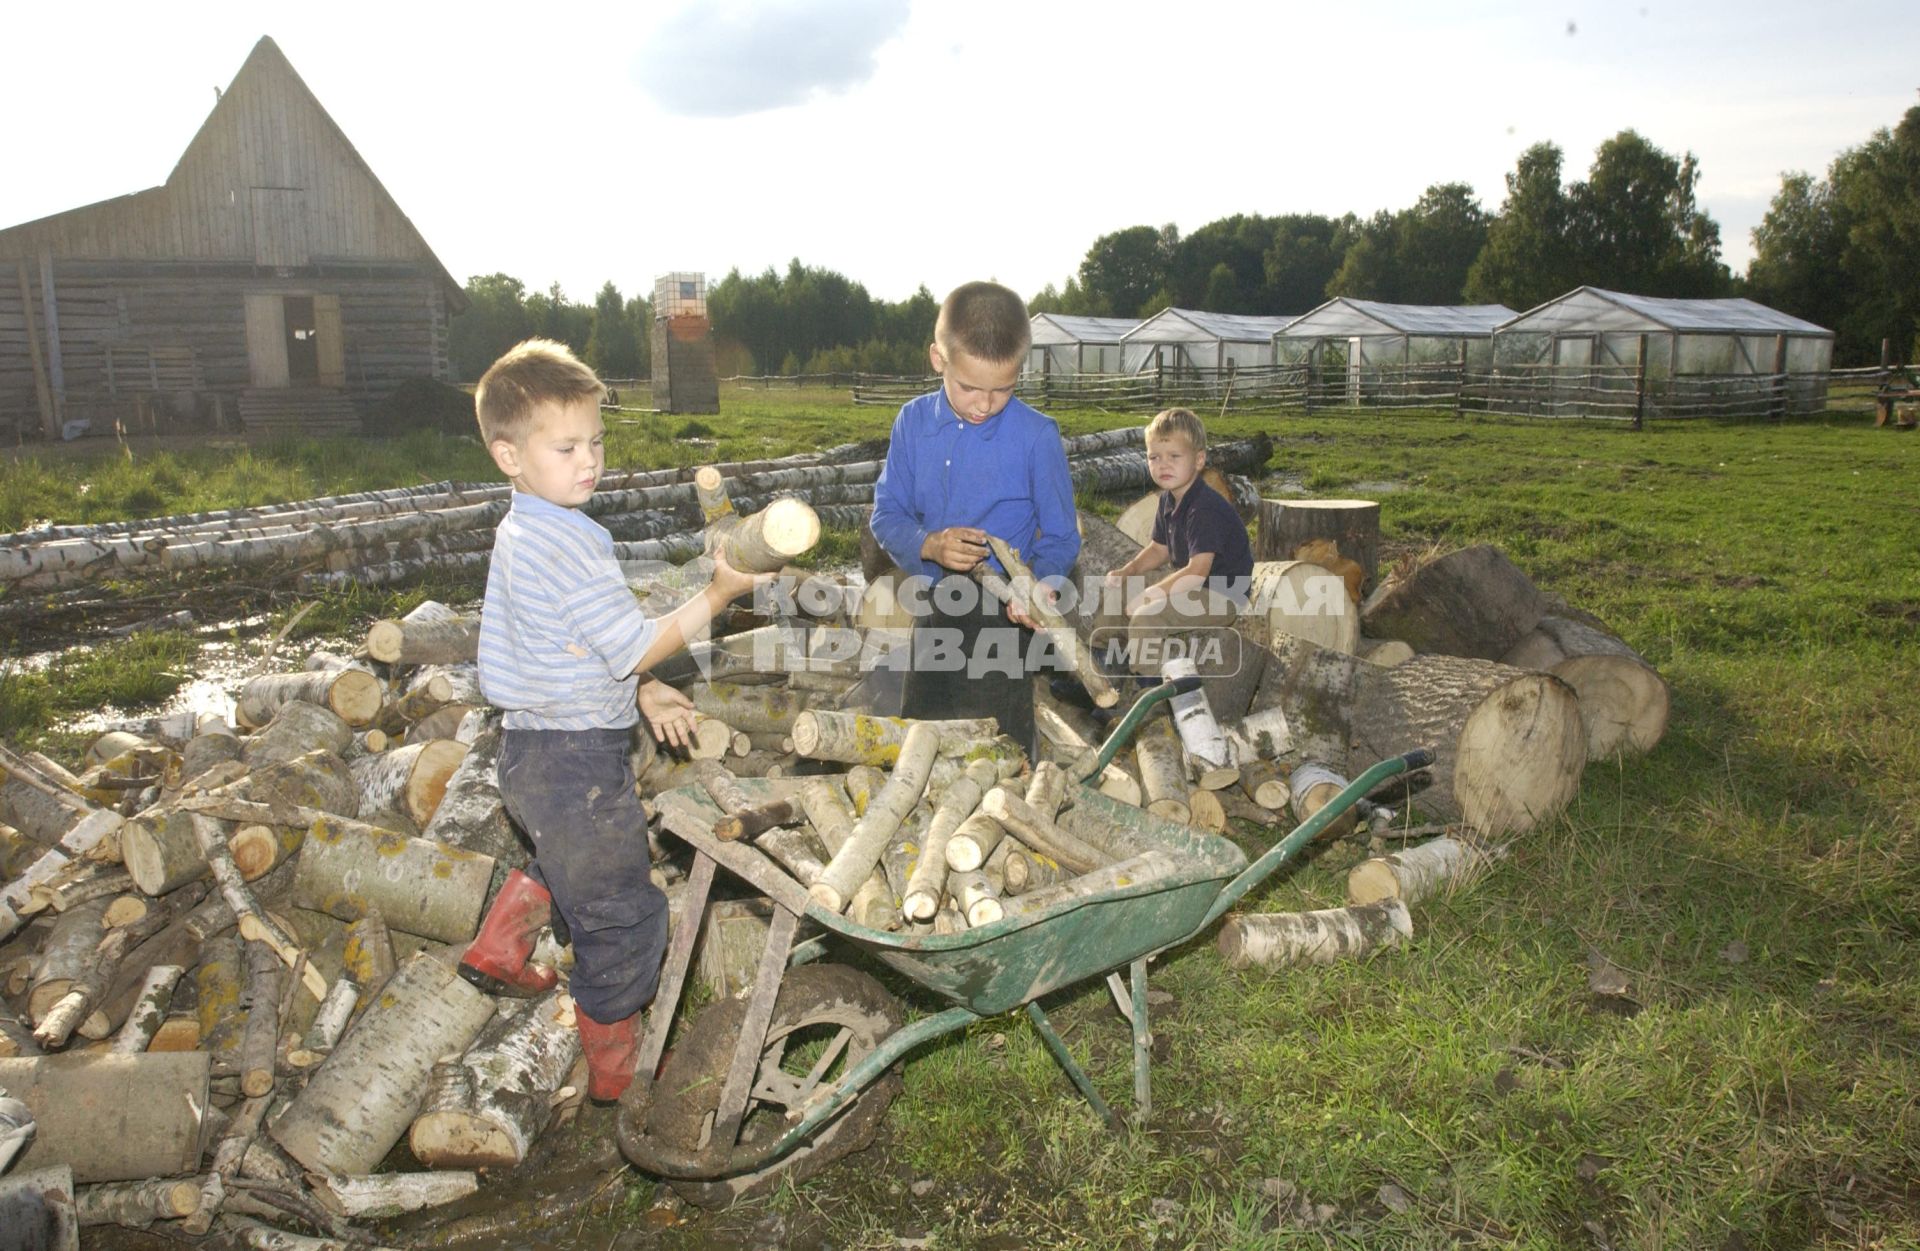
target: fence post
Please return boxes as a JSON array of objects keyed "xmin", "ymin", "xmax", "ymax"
[
  {"xmin": 1454, "ymin": 342, "xmax": 1466, "ymax": 418},
  {"xmin": 1633, "ymin": 334, "xmax": 1648, "ymax": 430},
  {"xmin": 1771, "ymin": 334, "xmax": 1788, "ymax": 419}
]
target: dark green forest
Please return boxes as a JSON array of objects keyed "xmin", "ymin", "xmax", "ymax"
[{"xmin": 450, "ymin": 109, "xmax": 1920, "ymax": 380}]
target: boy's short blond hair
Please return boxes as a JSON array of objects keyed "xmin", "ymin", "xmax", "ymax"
[
  {"xmin": 474, "ymin": 339, "xmax": 606, "ymax": 445},
  {"xmin": 1145, "ymin": 407, "xmax": 1207, "ymax": 452},
  {"xmin": 934, "ymin": 282, "xmax": 1031, "ymax": 364}
]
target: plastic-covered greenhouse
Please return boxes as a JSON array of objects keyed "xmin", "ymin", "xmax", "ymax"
[
  {"xmin": 1120, "ymin": 308, "xmax": 1297, "ymax": 375},
  {"xmin": 1027, "ymin": 314, "xmax": 1136, "ymax": 375},
  {"xmin": 1273, "ymin": 299, "xmax": 1515, "ymax": 407},
  {"xmin": 1490, "ymin": 287, "xmax": 1834, "ymax": 419}
]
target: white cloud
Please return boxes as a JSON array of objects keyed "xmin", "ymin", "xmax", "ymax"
[{"xmin": 633, "ymin": 0, "xmax": 912, "ymax": 118}]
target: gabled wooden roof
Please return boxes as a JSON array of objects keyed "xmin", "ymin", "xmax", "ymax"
[{"xmin": 0, "ymin": 37, "xmax": 465, "ymax": 309}]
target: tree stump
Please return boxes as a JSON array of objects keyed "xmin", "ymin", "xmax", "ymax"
[{"xmin": 1255, "ymin": 498, "xmax": 1381, "ymax": 591}]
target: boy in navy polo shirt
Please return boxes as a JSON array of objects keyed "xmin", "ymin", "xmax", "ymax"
[
  {"xmin": 1101, "ymin": 408, "xmax": 1254, "ymax": 672},
  {"xmin": 459, "ymin": 339, "xmax": 764, "ymax": 1101}
]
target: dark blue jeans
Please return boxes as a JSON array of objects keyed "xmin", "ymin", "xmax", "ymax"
[{"xmin": 498, "ymin": 727, "xmax": 667, "ymax": 1024}]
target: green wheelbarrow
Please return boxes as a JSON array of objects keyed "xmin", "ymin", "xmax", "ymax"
[{"xmin": 616, "ymin": 677, "xmax": 1434, "ymax": 1206}]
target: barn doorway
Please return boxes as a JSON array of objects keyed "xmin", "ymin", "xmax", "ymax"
[{"xmin": 284, "ymin": 296, "xmax": 320, "ymax": 383}]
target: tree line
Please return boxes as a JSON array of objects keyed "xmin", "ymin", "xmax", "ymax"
[{"xmin": 448, "ymin": 105, "xmax": 1918, "ymax": 379}]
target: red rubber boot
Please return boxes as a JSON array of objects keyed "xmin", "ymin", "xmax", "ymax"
[
  {"xmin": 577, "ymin": 1008, "xmax": 641, "ymax": 1101},
  {"xmin": 457, "ymin": 869, "xmax": 558, "ymax": 996}
]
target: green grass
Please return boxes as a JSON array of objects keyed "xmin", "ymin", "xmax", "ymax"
[{"xmin": 4, "ymin": 386, "xmax": 1918, "ymax": 1248}]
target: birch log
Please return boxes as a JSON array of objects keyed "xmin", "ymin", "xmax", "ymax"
[
  {"xmin": 1001, "ymin": 850, "xmax": 1187, "ymax": 918},
  {"xmin": 902, "ymin": 760, "xmax": 997, "ymax": 920},
  {"xmin": 404, "ymin": 704, "xmax": 478, "ymax": 746},
  {"xmin": 1347, "ymin": 836, "xmax": 1495, "ymax": 906},
  {"xmin": 1032, "ymin": 691, "xmax": 1143, "ymax": 807},
  {"xmin": 979, "ymin": 788, "xmax": 1111, "ymax": 876},
  {"xmin": 798, "ymin": 779, "xmax": 895, "ymax": 931},
  {"xmin": 688, "ymin": 682, "xmax": 808, "ymax": 734},
  {"xmin": 810, "ymin": 724, "xmax": 937, "ymax": 913},
  {"xmin": 349, "ymin": 740, "xmax": 468, "ymax": 828},
  {"xmin": 1502, "ymin": 615, "xmax": 1670, "ymax": 759},
  {"xmin": 1239, "ymin": 633, "xmax": 1365, "ymax": 765},
  {"xmin": 1245, "ymin": 559, "xmax": 1360, "ymax": 655},
  {"xmin": 1217, "ymin": 899, "xmax": 1412, "ymax": 969},
  {"xmin": 290, "ymin": 815, "xmax": 494, "ymax": 943},
  {"xmin": 1133, "ymin": 716, "xmax": 1190, "ymax": 824},
  {"xmin": 0, "ymin": 1052, "xmax": 211, "ymax": 1182},
  {"xmin": 74, "ymin": 1176, "xmax": 203, "ymax": 1226},
  {"xmin": 27, "ymin": 898, "xmax": 112, "ymax": 1025},
  {"xmin": 269, "ymin": 953, "xmax": 494, "ymax": 1176},
  {"xmin": 365, "ymin": 601, "xmax": 480, "ymax": 666},
  {"xmin": 790, "ymin": 713, "xmax": 1000, "ymax": 766},
  {"xmin": 1288, "ymin": 762, "xmax": 1359, "ymax": 840},
  {"xmin": 1238, "ymin": 760, "xmax": 1290, "ymax": 812},
  {"xmin": 392, "ymin": 666, "xmax": 483, "ymax": 725},
  {"xmin": 408, "ymin": 988, "xmax": 580, "ymax": 1170},
  {"xmin": 1163, "ymin": 656, "xmax": 1238, "ymax": 788},
  {"xmin": 701, "ymin": 489, "xmax": 821, "ymax": 573},
  {"xmin": 978, "ymin": 534, "xmax": 1117, "ymax": 708},
  {"xmin": 951, "ymin": 869, "xmax": 1003, "ymax": 928},
  {"xmin": 1348, "ymin": 654, "xmax": 1585, "ymax": 836},
  {"xmin": 420, "ymin": 721, "xmax": 518, "ymax": 864},
  {"xmin": 1361, "ymin": 544, "xmax": 1547, "ymax": 661},
  {"xmin": 320, "ymin": 1172, "xmax": 482, "ymax": 1219},
  {"xmin": 1255, "ymin": 498, "xmax": 1381, "ymax": 589},
  {"xmin": 235, "ymin": 670, "xmax": 382, "ymax": 730},
  {"xmin": 109, "ymin": 965, "xmax": 184, "ymax": 1054}
]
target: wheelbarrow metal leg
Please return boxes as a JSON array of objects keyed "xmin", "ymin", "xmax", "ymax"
[
  {"xmin": 1026, "ymin": 1001, "xmax": 1122, "ymax": 1131},
  {"xmin": 635, "ymin": 852, "xmax": 716, "ymax": 1084},
  {"xmin": 1131, "ymin": 956, "xmax": 1151, "ymax": 1124},
  {"xmin": 709, "ymin": 905, "xmax": 801, "ymax": 1150}
]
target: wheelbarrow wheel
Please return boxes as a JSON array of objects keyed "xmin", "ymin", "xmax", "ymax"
[{"xmin": 643, "ymin": 963, "xmax": 905, "ymax": 1208}]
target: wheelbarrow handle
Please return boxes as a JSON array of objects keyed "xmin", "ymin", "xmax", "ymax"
[{"xmin": 1073, "ymin": 676, "xmax": 1201, "ymax": 784}]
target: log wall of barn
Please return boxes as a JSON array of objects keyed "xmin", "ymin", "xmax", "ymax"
[{"xmin": 1, "ymin": 260, "xmax": 449, "ymax": 434}]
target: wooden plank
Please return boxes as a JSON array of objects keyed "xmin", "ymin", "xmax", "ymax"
[
  {"xmin": 14, "ymin": 262, "xmax": 57, "ymax": 438},
  {"xmin": 314, "ymin": 293, "xmax": 345, "ymax": 386},
  {"xmin": 243, "ymin": 292, "xmax": 288, "ymax": 388}
]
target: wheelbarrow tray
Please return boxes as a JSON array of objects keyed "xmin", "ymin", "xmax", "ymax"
[{"xmin": 655, "ymin": 777, "xmax": 1247, "ymax": 1017}]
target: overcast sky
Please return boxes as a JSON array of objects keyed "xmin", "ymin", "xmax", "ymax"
[{"xmin": 7, "ymin": 1, "xmax": 1916, "ymax": 309}]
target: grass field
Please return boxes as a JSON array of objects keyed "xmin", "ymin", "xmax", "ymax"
[{"xmin": 2, "ymin": 388, "xmax": 1917, "ymax": 1249}]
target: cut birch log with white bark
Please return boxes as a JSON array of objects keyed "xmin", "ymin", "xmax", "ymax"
[
  {"xmin": 391, "ymin": 665, "xmax": 484, "ymax": 726},
  {"xmin": 1163, "ymin": 656, "xmax": 1238, "ymax": 788},
  {"xmin": 174, "ymin": 725, "xmax": 245, "ymax": 789},
  {"xmin": 0, "ymin": 1052, "xmax": 211, "ymax": 1181},
  {"xmin": 791, "ymin": 712, "xmax": 1001, "ymax": 766},
  {"xmin": 121, "ymin": 810, "xmax": 222, "ymax": 896},
  {"xmin": 1289, "ymin": 762, "xmax": 1359, "ymax": 840},
  {"xmin": 879, "ymin": 803, "xmax": 934, "ymax": 901},
  {"xmin": 942, "ymin": 811, "xmax": 1010, "ymax": 876},
  {"xmin": 756, "ymin": 827, "xmax": 829, "ymax": 887},
  {"xmin": 693, "ymin": 760, "xmax": 787, "ymax": 841},
  {"xmin": 1001, "ymin": 849, "xmax": 1187, "ymax": 918},
  {"xmin": 0, "ymin": 805, "xmax": 123, "ymax": 944},
  {"xmin": 240, "ymin": 939, "xmax": 284, "ymax": 1097},
  {"xmin": 1239, "ymin": 633, "xmax": 1366, "ymax": 765},
  {"xmin": 0, "ymin": 745, "xmax": 113, "ymax": 850},
  {"xmin": 1348, "ymin": 654, "xmax": 1585, "ymax": 836},
  {"xmin": 1246, "ymin": 560, "xmax": 1360, "ymax": 655},
  {"xmin": 796, "ymin": 778, "xmax": 895, "ymax": 931},
  {"xmin": 419, "ymin": 722, "xmax": 518, "ymax": 867},
  {"xmin": 28, "ymin": 883, "xmax": 196, "ymax": 1049},
  {"xmin": 1032, "ymin": 690, "xmax": 1143, "ymax": 807},
  {"xmin": 229, "ymin": 823, "xmax": 301, "ymax": 883},
  {"xmin": 269, "ymin": 952, "xmax": 494, "ymax": 1176},
  {"xmin": 108, "ymin": 964, "xmax": 184, "ymax": 1055},
  {"xmin": 408, "ymin": 987, "xmax": 579, "ymax": 1171},
  {"xmin": 239, "ymin": 699, "xmax": 353, "ymax": 769},
  {"xmin": 74, "ymin": 1176, "xmax": 203, "ymax": 1226},
  {"xmin": 1359, "ymin": 638, "xmax": 1415, "ymax": 668},
  {"xmin": 26, "ymin": 864, "xmax": 132, "ymax": 916},
  {"xmin": 1361, "ymin": 544, "xmax": 1548, "ymax": 661},
  {"xmin": 979, "ymin": 788, "xmax": 1112, "ymax": 876},
  {"xmin": 1255, "ymin": 498, "xmax": 1381, "ymax": 590},
  {"xmin": 999, "ymin": 843, "xmax": 1060, "ymax": 895},
  {"xmin": 194, "ymin": 934, "xmax": 249, "ymax": 1065},
  {"xmin": 341, "ymin": 912, "xmax": 398, "ymax": 1003},
  {"xmin": 1133, "ymin": 716, "xmax": 1191, "ymax": 825},
  {"xmin": 1187, "ymin": 788, "xmax": 1227, "ymax": 833},
  {"xmin": 224, "ymin": 1214, "xmax": 406, "ymax": 1251},
  {"xmin": 1238, "ymin": 760, "xmax": 1290, "ymax": 812},
  {"xmin": 365, "ymin": 602, "xmax": 481, "ymax": 666},
  {"xmin": 1217, "ymin": 899, "xmax": 1412, "ymax": 970},
  {"xmin": 978, "ymin": 535, "xmax": 1117, "ymax": 709},
  {"xmin": 349, "ymin": 740, "xmax": 469, "ymax": 829},
  {"xmin": 320, "ymin": 1171, "xmax": 482, "ymax": 1220},
  {"xmin": 901, "ymin": 759, "xmax": 997, "ymax": 921},
  {"xmin": 235, "ymin": 671, "xmax": 382, "ymax": 731},
  {"xmin": 810, "ymin": 724, "xmax": 938, "ymax": 913},
  {"xmin": 701, "ymin": 488, "xmax": 821, "ymax": 573},
  {"xmin": 404, "ymin": 704, "xmax": 478, "ymax": 746},
  {"xmin": 687, "ymin": 715, "xmax": 736, "ymax": 761},
  {"xmin": 294, "ymin": 979, "xmax": 360, "ymax": 1065},
  {"xmin": 1502, "ymin": 616, "xmax": 1670, "ymax": 759},
  {"xmin": 688, "ymin": 681, "xmax": 808, "ymax": 734},
  {"xmin": 0, "ymin": 1166, "xmax": 80, "ymax": 1250},
  {"xmin": 1347, "ymin": 836, "xmax": 1497, "ymax": 906},
  {"xmin": 1024, "ymin": 759, "xmax": 1071, "ymax": 819},
  {"xmin": 951, "ymin": 869, "xmax": 1003, "ymax": 928},
  {"xmin": 95, "ymin": 890, "xmax": 231, "ymax": 1044},
  {"xmin": 291, "ymin": 814, "xmax": 494, "ymax": 944},
  {"xmin": 27, "ymin": 898, "xmax": 112, "ymax": 1025}
]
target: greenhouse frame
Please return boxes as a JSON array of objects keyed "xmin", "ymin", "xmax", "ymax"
[
  {"xmin": 1274, "ymin": 299, "xmax": 1516, "ymax": 407},
  {"xmin": 1490, "ymin": 287, "xmax": 1834, "ymax": 419},
  {"xmin": 1026, "ymin": 314, "xmax": 1137, "ymax": 375},
  {"xmin": 1120, "ymin": 308, "xmax": 1298, "ymax": 375}
]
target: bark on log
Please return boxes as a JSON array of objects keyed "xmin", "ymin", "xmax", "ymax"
[
  {"xmin": 1255, "ymin": 498, "xmax": 1382, "ymax": 591},
  {"xmin": 240, "ymin": 702, "xmax": 353, "ymax": 771},
  {"xmin": 1347, "ymin": 836, "xmax": 1496, "ymax": 906},
  {"xmin": 1002, "ymin": 849, "xmax": 1186, "ymax": 918},
  {"xmin": 1217, "ymin": 899, "xmax": 1412, "ymax": 969},
  {"xmin": 0, "ymin": 1166, "xmax": 80, "ymax": 1251},
  {"xmin": 1348, "ymin": 654, "xmax": 1585, "ymax": 836},
  {"xmin": 1240, "ymin": 634, "xmax": 1365, "ymax": 765},
  {"xmin": 225, "ymin": 1215, "xmax": 405, "ymax": 1251},
  {"xmin": 235, "ymin": 671, "xmax": 382, "ymax": 731},
  {"xmin": 341, "ymin": 913, "xmax": 398, "ymax": 1003},
  {"xmin": 703, "ymin": 491, "xmax": 821, "ymax": 573},
  {"xmin": 419, "ymin": 721, "xmax": 519, "ymax": 866},
  {"xmin": 27, "ymin": 898, "xmax": 112, "ymax": 1025},
  {"xmin": 240, "ymin": 939, "xmax": 284, "ymax": 1098},
  {"xmin": 1289, "ymin": 763, "xmax": 1359, "ymax": 840},
  {"xmin": 979, "ymin": 788, "xmax": 1111, "ymax": 875},
  {"xmin": 268, "ymin": 953, "xmax": 494, "ymax": 1176},
  {"xmin": 1502, "ymin": 616, "xmax": 1670, "ymax": 759},
  {"xmin": 688, "ymin": 682, "xmax": 808, "ymax": 734},
  {"xmin": 392, "ymin": 666, "xmax": 484, "ymax": 725},
  {"xmin": 902, "ymin": 759, "xmax": 996, "ymax": 921},
  {"xmin": 408, "ymin": 987, "xmax": 579, "ymax": 1171},
  {"xmin": 176, "ymin": 727, "xmax": 245, "ymax": 788},
  {"xmin": 0, "ymin": 1052, "xmax": 210, "ymax": 1182},
  {"xmin": 320, "ymin": 1171, "xmax": 482, "ymax": 1219},
  {"xmin": 404, "ymin": 704, "xmax": 478, "ymax": 746},
  {"xmin": 229, "ymin": 823, "xmax": 301, "ymax": 882},
  {"xmin": 790, "ymin": 712, "xmax": 1001, "ymax": 766},
  {"xmin": 810, "ymin": 724, "xmax": 938, "ymax": 913},
  {"xmin": 290, "ymin": 814, "xmax": 494, "ymax": 944},
  {"xmin": 365, "ymin": 602, "xmax": 480, "ymax": 666},
  {"xmin": 1002, "ymin": 846, "xmax": 1062, "ymax": 895},
  {"xmin": 349, "ymin": 740, "xmax": 468, "ymax": 829},
  {"xmin": 1133, "ymin": 716, "xmax": 1191, "ymax": 825},
  {"xmin": 1238, "ymin": 760, "xmax": 1290, "ymax": 812},
  {"xmin": 1361, "ymin": 544, "xmax": 1548, "ymax": 661},
  {"xmin": 1246, "ymin": 560, "xmax": 1360, "ymax": 655},
  {"xmin": 978, "ymin": 535, "xmax": 1117, "ymax": 709},
  {"xmin": 108, "ymin": 964, "xmax": 184, "ymax": 1055},
  {"xmin": 1031, "ymin": 690, "xmax": 1142, "ymax": 807},
  {"xmin": 1163, "ymin": 656, "xmax": 1238, "ymax": 788},
  {"xmin": 121, "ymin": 810, "xmax": 222, "ymax": 896},
  {"xmin": 795, "ymin": 779, "xmax": 895, "ymax": 931},
  {"xmin": 74, "ymin": 1176, "xmax": 202, "ymax": 1226}
]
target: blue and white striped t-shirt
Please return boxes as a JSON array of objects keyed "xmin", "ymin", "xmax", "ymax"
[{"xmin": 478, "ymin": 491, "xmax": 655, "ymax": 731}]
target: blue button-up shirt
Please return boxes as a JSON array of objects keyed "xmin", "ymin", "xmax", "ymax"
[
  {"xmin": 870, "ymin": 389, "xmax": 1080, "ymax": 583},
  {"xmin": 478, "ymin": 491, "xmax": 655, "ymax": 731}
]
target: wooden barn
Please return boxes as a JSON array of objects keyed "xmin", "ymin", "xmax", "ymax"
[{"xmin": 0, "ymin": 36, "xmax": 465, "ymax": 441}]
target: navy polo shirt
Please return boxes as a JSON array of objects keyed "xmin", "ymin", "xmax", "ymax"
[{"xmin": 1152, "ymin": 479, "xmax": 1254, "ymax": 601}]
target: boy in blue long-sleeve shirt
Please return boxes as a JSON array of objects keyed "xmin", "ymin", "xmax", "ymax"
[{"xmin": 870, "ymin": 282, "xmax": 1078, "ymax": 754}]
